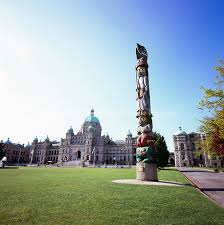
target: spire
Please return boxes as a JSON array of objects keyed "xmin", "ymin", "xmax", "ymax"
[
  {"xmin": 91, "ymin": 108, "xmax": 94, "ymax": 116},
  {"xmin": 45, "ymin": 135, "xmax": 49, "ymax": 142},
  {"xmin": 33, "ymin": 136, "xmax": 38, "ymax": 144}
]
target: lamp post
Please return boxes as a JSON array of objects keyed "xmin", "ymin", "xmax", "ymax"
[
  {"xmin": 92, "ymin": 147, "xmax": 95, "ymax": 167},
  {"xmin": 29, "ymin": 147, "xmax": 34, "ymax": 165},
  {"xmin": 113, "ymin": 156, "xmax": 117, "ymax": 167}
]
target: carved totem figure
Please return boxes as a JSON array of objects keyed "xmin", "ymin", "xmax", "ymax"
[
  {"xmin": 136, "ymin": 44, "xmax": 152, "ymax": 134},
  {"xmin": 135, "ymin": 44, "xmax": 156, "ymax": 164}
]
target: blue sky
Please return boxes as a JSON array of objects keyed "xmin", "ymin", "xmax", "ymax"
[{"xmin": 0, "ymin": 0, "xmax": 224, "ymax": 151}]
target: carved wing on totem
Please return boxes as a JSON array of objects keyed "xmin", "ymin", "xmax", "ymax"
[{"xmin": 136, "ymin": 43, "xmax": 148, "ymax": 60}]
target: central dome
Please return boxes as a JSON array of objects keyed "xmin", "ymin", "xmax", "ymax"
[{"xmin": 85, "ymin": 109, "xmax": 100, "ymax": 124}]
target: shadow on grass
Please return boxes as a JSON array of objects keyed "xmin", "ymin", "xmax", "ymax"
[
  {"xmin": 0, "ymin": 166, "xmax": 19, "ymax": 169},
  {"xmin": 159, "ymin": 180, "xmax": 193, "ymax": 186},
  {"xmin": 159, "ymin": 168, "xmax": 177, "ymax": 171}
]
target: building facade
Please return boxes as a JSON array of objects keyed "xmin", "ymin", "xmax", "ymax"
[
  {"xmin": 30, "ymin": 137, "xmax": 60, "ymax": 165},
  {"xmin": 1, "ymin": 138, "xmax": 31, "ymax": 164},
  {"xmin": 173, "ymin": 127, "xmax": 222, "ymax": 167},
  {"xmin": 30, "ymin": 109, "xmax": 137, "ymax": 165}
]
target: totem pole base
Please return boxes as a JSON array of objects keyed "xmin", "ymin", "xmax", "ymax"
[{"xmin": 136, "ymin": 162, "xmax": 158, "ymax": 181}]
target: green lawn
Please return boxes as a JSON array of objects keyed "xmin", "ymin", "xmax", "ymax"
[{"xmin": 0, "ymin": 167, "xmax": 223, "ymax": 225}]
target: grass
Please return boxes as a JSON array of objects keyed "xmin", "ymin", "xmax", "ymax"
[{"xmin": 0, "ymin": 167, "xmax": 223, "ymax": 225}]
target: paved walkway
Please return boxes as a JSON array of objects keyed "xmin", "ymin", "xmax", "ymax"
[{"xmin": 178, "ymin": 167, "xmax": 224, "ymax": 208}]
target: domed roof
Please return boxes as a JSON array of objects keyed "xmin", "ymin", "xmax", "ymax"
[
  {"xmin": 25, "ymin": 142, "xmax": 31, "ymax": 148},
  {"xmin": 127, "ymin": 130, "xmax": 132, "ymax": 137},
  {"xmin": 45, "ymin": 135, "xmax": 50, "ymax": 142},
  {"xmin": 67, "ymin": 126, "xmax": 74, "ymax": 133},
  {"xmin": 4, "ymin": 138, "xmax": 12, "ymax": 144},
  {"xmin": 174, "ymin": 127, "xmax": 187, "ymax": 136},
  {"xmin": 85, "ymin": 109, "xmax": 100, "ymax": 124}
]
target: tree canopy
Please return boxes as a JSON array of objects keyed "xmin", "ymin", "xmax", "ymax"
[
  {"xmin": 198, "ymin": 60, "xmax": 224, "ymax": 156},
  {"xmin": 154, "ymin": 132, "xmax": 169, "ymax": 168},
  {"xmin": 0, "ymin": 143, "xmax": 5, "ymax": 160}
]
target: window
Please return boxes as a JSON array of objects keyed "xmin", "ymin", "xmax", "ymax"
[{"xmin": 180, "ymin": 143, "xmax": 185, "ymax": 150}]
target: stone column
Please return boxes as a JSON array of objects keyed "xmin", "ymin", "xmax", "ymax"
[{"xmin": 135, "ymin": 44, "xmax": 158, "ymax": 181}]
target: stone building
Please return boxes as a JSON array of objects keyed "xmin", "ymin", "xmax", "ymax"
[
  {"xmin": 173, "ymin": 127, "xmax": 222, "ymax": 167},
  {"xmin": 1, "ymin": 138, "xmax": 31, "ymax": 164},
  {"xmin": 30, "ymin": 137, "xmax": 60, "ymax": 165},
  {"xmin": 31, "ymin": 109, "xmax": 137, "ymax": 165}
]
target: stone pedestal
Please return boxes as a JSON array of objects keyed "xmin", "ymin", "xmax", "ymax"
[{"xmin": 136, "ymin": 162, "xmax": 158, "ymax": 181}]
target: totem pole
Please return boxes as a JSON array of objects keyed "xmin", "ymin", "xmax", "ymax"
[{"xmin": 135, "ymin": 43, "xmax": 158, "ymax": 181}]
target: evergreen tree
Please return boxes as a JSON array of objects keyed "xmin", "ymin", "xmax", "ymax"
[
  {"xmin": 0, "ymin": 142, "xmax": 5, "ymax": 159},
  {"xmin": 154, "ymin": 133, "xmax": 169, "ymax": 168}
]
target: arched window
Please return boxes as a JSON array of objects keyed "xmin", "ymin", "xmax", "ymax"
[{"xmin": 77, "ymin": 151, "xmax": 81, "ymax": 159}]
